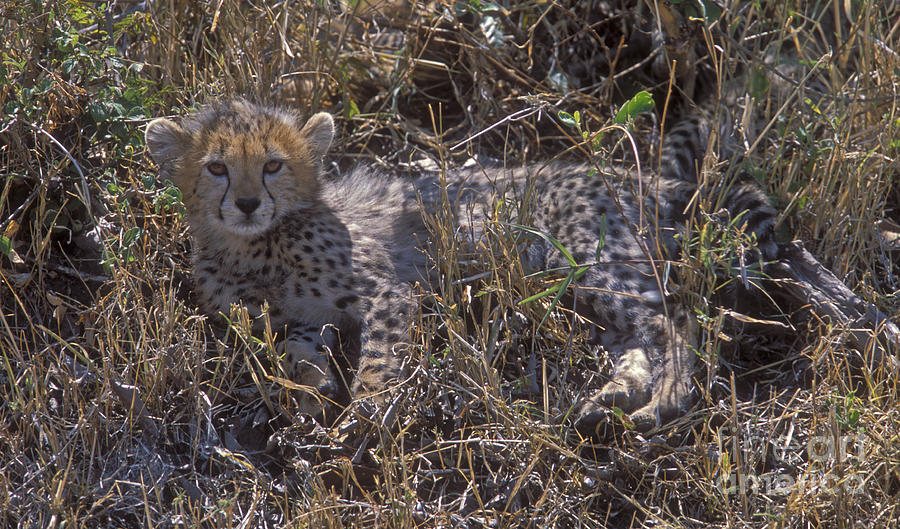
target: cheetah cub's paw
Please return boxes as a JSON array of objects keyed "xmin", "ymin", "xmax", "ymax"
[
  {"xmin": 576, "ymin": 313, "xmax": 698, "ymax": 434},
  {"xmin": 278, "ymin": 326, "xmax": 339, "ymax": 416}
]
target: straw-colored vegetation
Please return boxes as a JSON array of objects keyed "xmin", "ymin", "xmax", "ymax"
[{"xmin": 1, "ymin": 1, "xmax": 898, "ymax": 526}]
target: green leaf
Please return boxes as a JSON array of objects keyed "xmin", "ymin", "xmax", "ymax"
[
  {"xmin": 61, "ymin": 58, "xmax": 76, "ymax": 75},
  {"xmin": 558, "ymin": 111, "xmax": 578, "ymax": 129},
  {"xmin": 426, "ymin": 352, "xmax": 441, "ymax": 367},
  {"xmin": 518, "ymin": 266, "xmax": 588, "ymax": 305},
  {"xmin": 594, "ymin": 214, "xmax": 606, "ymax": 261},
  {"xmin": 748, "ymin": 67, "xmax": 770, "ymax": 100},
  {"xmin": 101, "ymin": 250, "xmax": 116, "ymax": 275},
  {"xmin": 698, "ymin": 0, "xmax": 723, "ymax": 23},
  {"xmin": 107, "ymin": 101, "xmax": 127, "ymax": 118},
  {"xmin": 88, "ymin": 102, "xmax": 109, "ymax": 123},
  {"xmin": 673, "ymin": 0, "xmax": 722, "ymax": 24},
  {"xmin": 511, "ymin": 223, "xmax": 578, "ymax": 266},
  {"xmin": 614, "ymin": 91, "xmax": 655, "ymax": 124},
  {"xmin": 612, "ymin": 407, "xmax": 635, "ymax": 429},
  {"xmin": 510, "ymin": 223, "xmax": 594, "ymax": 329},
  {"xmin": 121, "ymin": 226, "xmax": 142, "ymax": 248},
  {"xmin": 164, "ymin": 185, "xmax": 182, "ymax": 202},
  {"xmin": 345, "ymin": 99, "xmax": 359, "ymax": 120},
  {"xmin": 0, "ymin": 235, "xmax": 11, "ymax": 255}
]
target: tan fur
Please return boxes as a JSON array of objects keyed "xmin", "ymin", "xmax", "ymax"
[{"xmin": 145, "ymin": 99, "xmax": 776, "ymax": 429}]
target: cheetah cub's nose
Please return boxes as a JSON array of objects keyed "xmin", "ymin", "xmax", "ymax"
[{"xmin": 235, "ymin": 197, "xmax": 261, "ymax": 215}]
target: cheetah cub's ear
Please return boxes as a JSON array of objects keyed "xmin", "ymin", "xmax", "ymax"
[
  {"xmin": 145, "ymin": 118, "xmax": 188, "ymax": 166},
  {"xmin": 299, "ymin": 112, "xmax": 334, "ymax": 160}
]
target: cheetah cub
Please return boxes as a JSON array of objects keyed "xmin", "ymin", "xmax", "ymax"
[{"xmin": 145, "ymin": 99, "xmax": 775, "ymax": 431}]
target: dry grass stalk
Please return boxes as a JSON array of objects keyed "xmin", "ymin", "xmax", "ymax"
[{"xmin": 0, "ymin": 0, "xmax": 898, "ymax": 527}]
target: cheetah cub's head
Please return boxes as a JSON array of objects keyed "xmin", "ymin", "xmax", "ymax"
[{"xmin": 145, "ymin": 99, "xmax": 334, "ymax": 237}]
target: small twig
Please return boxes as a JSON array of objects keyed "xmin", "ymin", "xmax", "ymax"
[
  {"xmin": 0, "ymin": 115, "xmax": 17, "ymax": 134},
  {"xmin": 109, "ymin": 378, "xmax": 159, "ymax": 438},
  {"xmin": 24, "ymin": 120, "xmax": 93, "ymax": 221},
  {"xmin": 745, "ymin": 51, "xmax": 833, "ymax": 156},
  {"xmin": 0, "ymin": 183, "xmax": 42, "ymax": 233},
  {"xmin": 48, "ymin": 333, "xmax": 160, "ymax": 438},
  {"xmin": 451, "ymin": 102, "xmax": 553, "ymax": 151}
]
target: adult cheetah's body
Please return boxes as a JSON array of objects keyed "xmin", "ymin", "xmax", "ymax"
[{"xmin": 145, "ymin": 99, "xmax": 775, "ymax": 429}]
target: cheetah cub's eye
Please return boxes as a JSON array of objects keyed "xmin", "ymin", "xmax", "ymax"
[
  {"xmin": 207, "ymin": 161, "xmax": 228, "ymax": 177},
  {"xmin": 263, "ymin": 160, "xmax": 283, "ymax": 174}
]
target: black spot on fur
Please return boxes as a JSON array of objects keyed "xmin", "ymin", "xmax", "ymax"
[{"xmin": 335, "ymin": 295, "xmax": 358, "ymax": 309}]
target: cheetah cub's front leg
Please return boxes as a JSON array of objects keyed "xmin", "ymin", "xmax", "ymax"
[
  {"xmin": 279, "ymin": 324, "xmax": 340, "ymax": 414},
  {"xmin": 279, "ymin": 282, "xmax": 415, "ymax": 417},
  {"xmin": 350, "ymin": 284, "xmax": 415, "ymax": 401}
]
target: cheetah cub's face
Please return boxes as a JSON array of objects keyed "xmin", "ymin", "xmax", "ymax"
[{"xmin": 144, "ymin": 100, "xmax": 334, "ymax": 236}]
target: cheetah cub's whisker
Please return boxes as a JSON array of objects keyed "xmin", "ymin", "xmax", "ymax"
[{"xmin": 145, "ymin": 99, "xmax": 777, "ymax": 432}]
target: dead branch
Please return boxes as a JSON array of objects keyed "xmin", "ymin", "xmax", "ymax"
[{"xmin": 772, "ymin": 241, "xmax": 899, "ymax": 366}]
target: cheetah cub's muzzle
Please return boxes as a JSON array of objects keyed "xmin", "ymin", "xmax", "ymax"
[{"xmin": 210, "ymin": 158, "xmax": 280, "ymax": 236}]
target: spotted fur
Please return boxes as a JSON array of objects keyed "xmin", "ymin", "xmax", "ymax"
[{"xmin": 145, "ymin": 99, "xmax": 776, "ymax": 429}]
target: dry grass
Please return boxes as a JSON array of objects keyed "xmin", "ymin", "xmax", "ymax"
[{"xmin": 1, "ymin": 0, "xmax": 899, "ymax": 527}]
